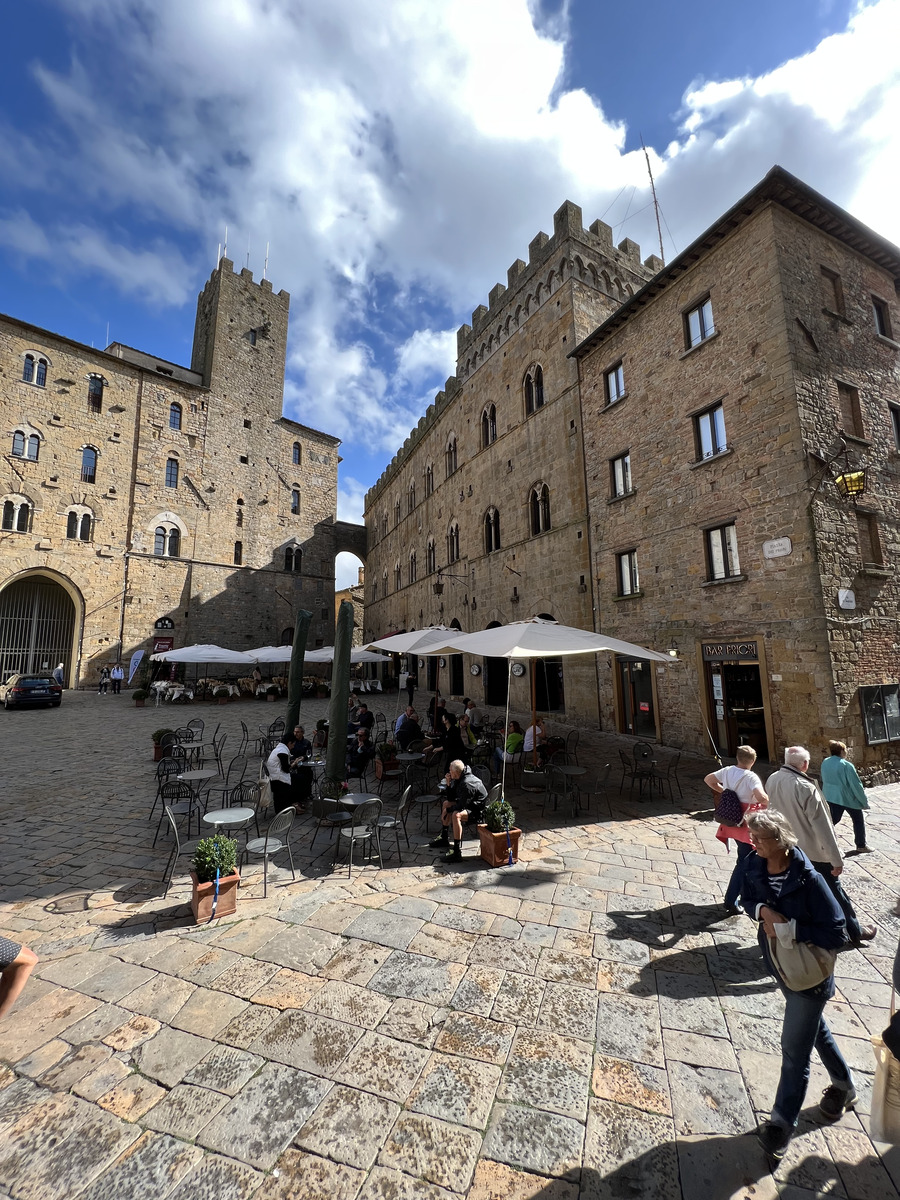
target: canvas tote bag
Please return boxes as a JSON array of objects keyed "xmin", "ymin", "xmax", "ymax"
[
  {"xmin": 767, "ymin": 935, "xmax": 836, "ymax": 992},
  {"xmin": 871, "ymin": 990, "xmax": 900, "ymax": 1143}
]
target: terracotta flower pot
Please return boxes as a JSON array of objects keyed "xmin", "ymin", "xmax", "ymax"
[
  {"xmin": 153, "ymin": 743, "xmax": 164, "ymax": 761},
  {"xmin": 134, "ymin": 699, "xmax": 145, "ymax": 708},
  {"xmin": 375, "ymin": 758, "xmax": 399, "ymax": 779},
  {"xmin": 190, "ymin": 870, "xmax": 240, "ymax": 922},
  {"xmin": 477, "ymin": 824, "xmax": 521, "ymax": 867}
]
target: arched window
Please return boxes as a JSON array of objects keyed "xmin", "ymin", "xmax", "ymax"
[
  {"xmin": 381, "ymin": 512, "xmax": 388, "ymax": 539},
  {"xmin": 67, "ymin": 510, "xmax": 91, "ymax": 540},
  {"xmin": 233, "ymin": 541, "xmax": 243, "ymax": 565},
  {"xmin": 292, "ymin": 442, "xmax": 301, "ymax": 465},
  {"xmin": 445, "ymin": 436, "xmax": 458, "ymax": 478},
  {"xmin": 236, "ymin": 508, "xmax": 243, "ymax": 527},
  {"xmin": 425, "ymin": 463, "xmax": 434, "ymax": 497},
  {"xmin": 426, "ymin": 537, "xmax": 436, "ymax": 574},
  {"xmin": 23, "ymin": 355, "xmax": 48, "ymax": 386},
  {"xmin": 27, "ymin": 435, "xmax": 39, "ymax": 461},
  {"xmin": 530, "ymin": 483, "xmax": 551, "ymax": 534},
  {"xmin": 409, "ymin": 552, "xmax": 417, "ymax": 585},
  {"xmin": 481, "ymin": 405, "xmax": 497, "ymax": 448},
  {"xmin": 382, "ymin": 570, "xmax": 389, "ymax": 596},
  {"xmin": 484, "ymin": 507, "xmax": 501, "ymax": 553},
  {"xmin": 22, "ymin": 355, "xmax": 34, "ymax": 384},
  {"xmin": 11, "ymin": 431, "xmax": 24, "ymax": 457},
  {"xmin": 154, "ymin": 524, "xmax": 180, "ymax": 557},
  {"xmin": 3, "ymin": 497, "xmax": 31, "ymax": 533},
  {"xmin": 372, "ymin": 579, "xmax": 378, "ymax": 602},
  {"xmin": 447, "ymin": 520, "xmax": 460, "ymax": 564},
  {"xmin": 81, "ymin": 446, "xmax": 98, "ymax": 484},
  {"xmin": 290, "ymin": 489, "xmax": 300, "ymax": 515},
  {"xmin": 394, "ymin": 561, "xmax": 402, "ymax": 591},
  {"xmin": 35, "ymin": 359, "xmax": 47, "ymax": 387},
  {"xmin": 154, "ymin": 617, "xmax": 175, "ymax": 629},
  {"xmin": 407, "ymin": 482, "xmax": 416, "ymax": 513},
  {"xmin": 394, "ymin": 497, "xmax": 401, "ymax": 527},
  {"xmin": 284, "ymin": 546, "xmax": 302, "ymax": 572},
  {"xmin": 87, "ymin": 374, "xmax": 104, "ymax": 413},
  {"xmin": 11, "ymin": 431, "xmax": 39, "ymax": 460},
  {"xmin": 525, "ymin": 365, "xmax": 544, "ymax": 415},
  {"xmin": 80, "ymin": 513, "xmax": 92, "ymax": 540},
  {"xmin": 169, "ymin": 403, "xmax": 182, "ymax": 430},
  {"xmin": 165, "ymin": 458, "xmax": 178, "ymax": 488},
  {"xmin": 280, "ymin": 627, "xmax": 293, "ymax": 645},
  {"xmin": 67, "ymin": 511, "xmax": 78, "ymax": 539}
]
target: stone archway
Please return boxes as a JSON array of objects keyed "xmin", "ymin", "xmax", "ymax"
[{"xmin": 0, "ymin": 569, "xmax": 83, "ymax": 686}]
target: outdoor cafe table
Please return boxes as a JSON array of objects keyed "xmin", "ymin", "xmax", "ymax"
[
  {"xmin": 202, "ymin": 806, "xmax": 255, "ymax": 835},
  {"xmin": 340, "ymin": 792, "xmax": 380, "ymax": 811},
  {"xmin": 182, "ymin": 739, "xmax": 217, "ymax": 767},
  {"xmin": 175, "ymin": 769, "xmax": 219, "ymax": 834},
  {"xmin": 395, "ymin": 751, "xmax": 423, "ymax": 788}
]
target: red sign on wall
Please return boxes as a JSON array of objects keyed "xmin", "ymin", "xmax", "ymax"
[{"xmin": 153, "ymin": 637, "xmax": 174, "ymax": 654}]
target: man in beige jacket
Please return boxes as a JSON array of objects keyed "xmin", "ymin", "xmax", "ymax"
[{"xmin": 766, "ymin": 746, "xmax": 875, "ymax": 945}]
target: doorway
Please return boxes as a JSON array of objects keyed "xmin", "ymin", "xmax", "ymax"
[
  {"xmin": 0, "ymin": 574, "xmax": 77, "ymax": 684},
  {"xmin": 448, "ymin": 619, "xmax": 464, "ymax": 696},
  {"xmin": 706, "ymin": 661, "xmax": 769, "ymax": 760},
  {"xmin": 483, "ymin": 621, "xmax": 508, "ymax": 707},
  {"xmin": 617, "ymin": 658, "xmax": 656, "ymax": 738},
  {"xmin": 534, "ymin": 657, "xmax": 564, "ymax": 712}
]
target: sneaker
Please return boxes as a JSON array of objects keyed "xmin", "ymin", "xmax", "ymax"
[
  {"xmin": 723, "ymin": 905, "xmax": 742, "ymax": 917},
  {"xmin": 858, "ymin": 924, "xmax": 877, "ymax": 943},
  {"xmin": 443, "ymin": 848, "xmax": 462, "ymax": 862},
  {"xmin": 757, "ymin": 1122, "xmax": 792, "ymax": 1159},
  {"xmin": 816, "ymin": 1085, "xmax": 857, "ymax": 1122},
  {"xmin": 428, "ymin": 834, "xmax": 449, "ymax": 849}
]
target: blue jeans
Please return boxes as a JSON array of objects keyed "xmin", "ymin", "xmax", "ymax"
[
  {"xmin": 724, "ymin": 840, "xmax": 754, "ymax": 908},
  {"xmin": 811, "ymin": 861, "xmax": 862, "ymax": 944},
  {"xmin": 770, "ymin": 967, "xmax": 852, "ymax": 1129}
]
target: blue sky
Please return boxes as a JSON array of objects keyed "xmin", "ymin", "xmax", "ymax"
[{"xmin": 1, "ymin": 0, "xmax": 897, "ymax": 587}]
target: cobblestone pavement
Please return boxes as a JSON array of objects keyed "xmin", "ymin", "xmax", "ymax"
[{"xmin": 1, "ymin": 690, "xmax": 899, "ymax": 1199}]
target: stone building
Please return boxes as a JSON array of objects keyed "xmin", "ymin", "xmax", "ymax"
[
  {"xmin": 363, "ymin": 202, "xmax": 660, "ymax": 723},
  {"xmin": 574, "ymin": 166, "xmax": 900, "ymax": 769},
  {"xmin": 0, "ymin": 258, "xmax": 350, "ymax": 687},
  {"xmin": 365, "ymin": 167, "xmax": 900, "ymax": 770},
  {"xmin": 335, "ymin": 567, "xmax": 366, "ymax": 647}
]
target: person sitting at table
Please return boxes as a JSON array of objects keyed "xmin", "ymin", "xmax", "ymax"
[
  {"xmin": 492, "ymin": 721, "xmax": 525, "ymax": 777},
  {"xmin": 466, "ymin": 699, "xmax": 485, "ymax": 736},
  {"xmin": 287, "ymin": 724, "xmax": 312, "ymax": 760},
  {"xmin": 459, "ymin": 712, "xmax": 478, "ymax": 750},
  {"xmin": 428, "ymin": 711, "xmax": 469, "ymax": 772},
  {"xmin": 349, "ymin": 702, "xmax": 375, "ymax": 735},
  {"xmin": 266, "ymin": 738, "xmax": 297, "ymax": 813},
  {"xmin": 395, "ymin": 706, "xmax": 414, "ymax": 735},
  {"xmin": 524, "ymin": 716, "xmax": 552, "ymax": 763},
  {"xmin": 346, "ymin": 728, "xmax": 376, "ymax": 779},
  {"xmin": 396, "ymin": 710, "xmax": 423, "ymax": 751},
  {"xmin": 428, "ymin": 759, "xmax": 489, "ymax": 862}
]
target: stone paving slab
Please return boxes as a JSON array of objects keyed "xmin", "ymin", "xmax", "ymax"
[
  {"xmin": 379, "ymin": 1111, "xmax": 483, "ymax": 1193},
  {"xmin": 247, "ymin": 1009, "xmax": 363, "ymax": 1076},
  {"xmin": 482, "ymin": 1103, "xmax": 585, "ymax": 1178},
  {"xmin": 296, "ymin": 1082, "xmax": 399, "ymax": 1169}
]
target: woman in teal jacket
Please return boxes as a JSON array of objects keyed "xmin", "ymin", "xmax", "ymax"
[{"xmin": 820, "ymin": 740, "xmax": 869, "ymax": 853}]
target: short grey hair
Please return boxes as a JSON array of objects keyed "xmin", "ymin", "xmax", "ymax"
[
  {"xmin": 747, "ymin": 810, "xmax": 798, "ymax": 851},
  {"xmin": 784, "ymin": 745, "xmax": 810, "ymax": 770},
  {"xmin": 449, "ymin": 759, "xmax": 466, "ymax": 775}
]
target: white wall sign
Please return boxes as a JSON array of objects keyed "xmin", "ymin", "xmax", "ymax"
[
  {"xmin": 763, "ymin": 536, "xmax": 792, "ymax": 559},
  {"xmin": 837, "ymin": 589, "xmax": 856, "ymax": 610}
]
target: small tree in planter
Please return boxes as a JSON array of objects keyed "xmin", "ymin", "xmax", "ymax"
[
  {"xmin": 374, "ymin": 741, "xmax": 399, "ymax": 780},
  {"xmin": 190, "ymin": 833, "xmax": 240, "ymax": 922},
  {"xmin": 151, "ymin": 728, "xmax": 175, "ymax": 760},
  {"xmin": 478, "ymin": 795, "xmax": 521, "ymax": 867},
  {"xmin": 132, "ymin": 689, "xmax": 148, "ymax": 708},
  {"xmin": 265, "ymin": 684, "xmax": 279, "ymax": 703}
]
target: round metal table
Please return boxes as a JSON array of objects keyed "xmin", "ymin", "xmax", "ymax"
[{"xmin": 202, "ymin": 806, "xmax": 255, "ymax": 833}]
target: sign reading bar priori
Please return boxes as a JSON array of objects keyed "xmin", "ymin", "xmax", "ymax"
[{"xmin": 702, "ymin": 642, "xmax": 758, "ymax": 662}]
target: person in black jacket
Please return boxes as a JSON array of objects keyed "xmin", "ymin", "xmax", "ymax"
[
  {"xmin": 428, "ymin": 760, "xmax": 488, "ymax": 862},
  {"xmin": 741, "ymin": 810, "xmax": 854, "ymax": 1160},
  {"xmin": 427, "ymin": 711, "xmax": 469, "ymax": 772}
]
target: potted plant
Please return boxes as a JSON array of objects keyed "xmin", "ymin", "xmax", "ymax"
[
  {"xmin": 214, "ymin": 686, "xmax": 230, "ymax": 706},
  {"xmin": 478, "ymin": 795, "xmax": 521, "ymax": 867},
  {"xmin": 374, "ymin": 741, "xmax": 400, "ymax": 780},
  {"xmin": 190, "ymin": 834, "xmax": 240, "ymax": 922},
  {"xmin": 132, "ymin": 689, "xmax": 148, "ymax": 708},
  {"xmin": 265, "ymin": 684, "xmax": 279, "ymax": 703},
  {"xmin": 151, "ymin": 728, "xmax": 174, "ymax": 761}
]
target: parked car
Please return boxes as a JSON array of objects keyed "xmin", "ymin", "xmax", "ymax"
[{"xmin": 0, "ymin": 674, "xmax": 63, "ymax": 709}]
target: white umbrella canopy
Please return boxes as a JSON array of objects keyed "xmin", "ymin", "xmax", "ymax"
[
  {"xmin": 421, "ymin": 617, "xmax": 672, "ymax": 662},
  {"xmin": 149, "ymin": 644, "xmax": 258, "ymax": 664},
  {"xmin": 246, "ymin": 645, "xmax": 292, "ymax": 662},
  {"xmin": 305, "ymin": 646, "xmax": 390, "ymax": 664},
  {"xmin": 365, "ymin": 626, "xmax": 452, "ymax": 654}
]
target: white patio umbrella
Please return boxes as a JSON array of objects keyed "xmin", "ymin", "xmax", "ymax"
[
  {"xmin": 365, "ymin": 627, "xmax": 454, "ymax": 726},
  {"xmin": 421, "ymin": 616, "xmax": 672, "ymax": 792},
  {"xmin": 246, "ymin": 645, "xmax": 292, "ymax": 662},
  {"xmin": 305, "ymin": 646, "xmax": 391, "ymax": 664},
  {"xmin": 149, "ymin": 644, "xmax": 257, "ymax": 664}
]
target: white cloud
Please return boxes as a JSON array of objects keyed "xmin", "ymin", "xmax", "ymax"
[{"xmin": 3, "ymin": 0, "xmax": 899, "ymax": 469}]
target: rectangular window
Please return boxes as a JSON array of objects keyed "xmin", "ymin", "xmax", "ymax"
[
  {"xmin": 890, "ymin": 404, "xmax": 900, "ymax": 452},
  {"xmin": 857, "ymin": 513, "xmax": 883, "ymax": 567},
  {"xmin": 611, "ymin": 452, "xmax": 632, "ymax": 497},
  {"xmin": 706, "ymin": 523, "xmax": 741, "ymax": 580},
  {"xmin": 685, "ymin": 297, "xmax": 715, "ymax": 348},
  {"xmin": 233, "ymin": 541, "xmax": 243, "ymax": 565},
  {"xmin": 860, "ymin": 683, "xmax": 900, "ymax": 744},
  {"xmin": 837, "ymin": 382, "xmax": 864, "ymax": 438},
  {"xmin": 165, "ymin": 459, "xmax": 179, "ymax": 488},
  {"xmin": 821, "ymin": 266, "xmax": 845, "ymax": 316},
  {"xmin": 695, "ymin": 402, "xmax": 727, "ymax": 459},
  {"xmin": 605, "ymin": 363, "xmax": 625, "ymax": 405},
  {"xmin": 873, "ymin": 296, "xmax": 893, "ymax": 339},
  {"xmin": 617, "ymin": 550, "xmax": 640, "ymax": 596}
]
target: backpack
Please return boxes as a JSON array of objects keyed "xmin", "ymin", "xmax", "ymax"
[{"xmin": 714, "ymin": 767, "xmax": 745, "ymax": 826}]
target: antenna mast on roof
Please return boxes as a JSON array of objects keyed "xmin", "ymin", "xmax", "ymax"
[
  {"xmin": 640, "ymin": 134, "xmax": 665, "ymax": 266},
  {"xmin": 223, "ymin": 224, "xmax": 228, "ymax": 261},
  {"xmin": 263, "ymin": 241, "xmax": 269, "ymax": 281}
]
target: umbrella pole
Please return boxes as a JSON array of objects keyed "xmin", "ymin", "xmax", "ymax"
[
  {"xmin": 500, "ymin": 659, "xmax": 512, "ymax": 801},
  {"xmin": 433, "ymin": 658, "xmax": 441, "ymax": 734},
  {"xmin": 530, "ymin": 659, "xmax": 539, "ymax": 770}
]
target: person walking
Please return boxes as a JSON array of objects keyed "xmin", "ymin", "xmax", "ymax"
[
  {"xmin": 405, "ymin": 667, "xmax": 417, "ymax": 709},
  {"xmin": 742, "ymin": 810, "xmax": 855, "ymax": 1160},
  {"xmin": 704, "ymin": 744, "xmax": 769, "ymax": 916},
  {"xmin": 97, "ymin": 666, "xmax": 110, "ymax": 694},
  {"xmin": 766, "ymin": 746, "xmax": 875, "ymax": 946},
  {"xmin": 110, "ymin": 663, "xmax": 124, "ymax": 695},
  {"xmin": 820, "ymin": 741, "xmax": 871, "ymax": 855}
]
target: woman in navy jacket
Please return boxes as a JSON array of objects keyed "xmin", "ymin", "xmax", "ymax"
[{"xmin": 741, "ymin": 810, "xmax": 854, "ymax": 1159}]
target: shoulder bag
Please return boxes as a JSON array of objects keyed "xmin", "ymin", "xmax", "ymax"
[
  {"xmin": 872, "ymin": 989, "xmax": 900, "ymax": 1143},
  {"xmin": 767, "ymin": 934, "xmax": 836, "ymax": 992}
]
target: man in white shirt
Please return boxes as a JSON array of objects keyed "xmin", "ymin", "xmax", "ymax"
[{"xmin": 110, "ymin": 663, "xmax": 125, "ymax": 695}]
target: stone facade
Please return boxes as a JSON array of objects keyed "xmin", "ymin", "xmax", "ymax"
[
  {"xmin": 363, "ymin": 202, "xmax": 659, "ymax": 722},
  {"xmin": 574, "ymin": 168, "xmax": 900, "ymax": 770},
  {"xmin": 0, "ymin": 259, "xmax": 342, "ymax": 686}
]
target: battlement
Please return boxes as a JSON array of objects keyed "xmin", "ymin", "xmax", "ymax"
[
  {"xmin": 456, "ymin": 200, "xmax": 659, "ymax": 356},
  {"xmin": 198, "ymin": 258, "xmax": 290, "ymax": 305}
]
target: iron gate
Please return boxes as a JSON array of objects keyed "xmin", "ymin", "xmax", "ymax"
[{"xmin": 0, "ymin": 576, "xmax": 76, "ymax": 684}]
